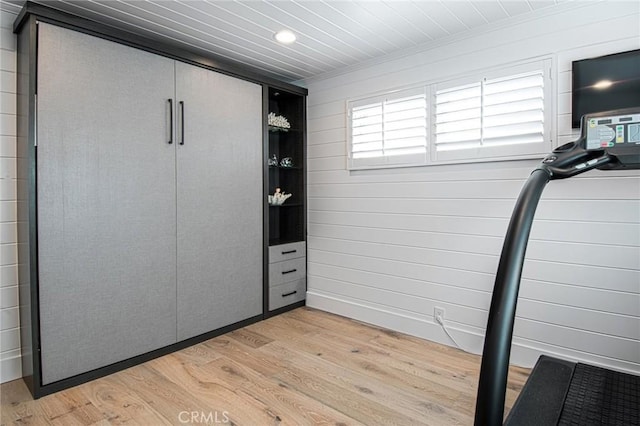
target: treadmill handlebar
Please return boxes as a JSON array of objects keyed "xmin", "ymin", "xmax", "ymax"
[
  {"xmin": 474, "ymin": 169, "xmax": 551, "ymax": 426},
  {"xmin": 537, "ymin": 141, "xmax": 614, "ymax": 180}
]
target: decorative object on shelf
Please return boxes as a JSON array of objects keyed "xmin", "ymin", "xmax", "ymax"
[
  {"xmin": 268, "ymin": 187, "xmax": 292, "ymax": 205},
  {"xmin": 268, "ymin": 112, "xmax": 291, "ymax": 131},
  {"xmin": 268, "ymin": 154, "xmax": 278, "ymax": 166},
  {"xmin": 280, "ymin": 157, "xmax": 294, "ymax": 168}
]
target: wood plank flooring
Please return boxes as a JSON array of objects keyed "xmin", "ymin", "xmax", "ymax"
[{"xmin": 1, "ymin": 307, "xmax": 530, "ymax": 425}]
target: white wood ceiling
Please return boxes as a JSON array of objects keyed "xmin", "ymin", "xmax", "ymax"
[{"xmin": 2, "ymin": 0, "xmax": 570, "ymax": 82}]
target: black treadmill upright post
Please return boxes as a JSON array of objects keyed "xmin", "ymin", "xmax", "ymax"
[{"xmin": 474, "ymin": 168, "xmax": 551, "ymax": 426}]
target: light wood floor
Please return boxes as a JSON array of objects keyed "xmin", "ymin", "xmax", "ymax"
[{"xmin": 1, "ymin": 307, "xmax": 529, "ymax": 425}]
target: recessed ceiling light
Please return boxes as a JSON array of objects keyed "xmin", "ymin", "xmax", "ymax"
[
  {"xmin": 593, "ymin": 79, "xmax": 613, "ymax": 90},
  {"xmin": 274, "ymin": 30, "xmax": 296, "ymax": 45}
]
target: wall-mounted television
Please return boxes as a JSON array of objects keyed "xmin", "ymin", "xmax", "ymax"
[{"xmin": 572, "ymin": 49, "xmax": 640, "ymax": 128}]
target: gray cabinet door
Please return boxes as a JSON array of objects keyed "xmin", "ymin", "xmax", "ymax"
[
  {"xmin": 175, "ymin": 62, "xmax": 263, "ymax": 340},
  {"xmin": 37, "ymin": 24, "xmax": 178, "ymax": 384}
]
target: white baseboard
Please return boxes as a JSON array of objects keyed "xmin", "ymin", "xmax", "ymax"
[
  {"xmin": 0, "ymin": 349, "xmax": 21, "ymax": 383},
  {"xmin": 306, "ymin": 290, "xmax": 486, "ymax": 354},
  {"xmin": 307, "ymin": 290, "xmax": 640, "ymax": 375}
]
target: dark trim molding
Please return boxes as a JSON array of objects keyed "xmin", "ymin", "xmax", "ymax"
[
  {"xmin": 263, "ymin": 86, "xmax": 271, "ymax": 317},
  {"xmin": 13, "ymin": 1, "xmax": 308, "ymax": 96},
  {"xmin": 32, "ymin": 314, "xmax": 263, "ymax": 399},
  {"xmin": 264, "ymin": 300, "xmax": 306, "ymax": 319},
  {"xmin": 16, "ymin": 14, "xmax": 40, "ymax": 398},
  {"xmin": 302, "ymin": 97, "xmax": 308, "ymax": 254}
]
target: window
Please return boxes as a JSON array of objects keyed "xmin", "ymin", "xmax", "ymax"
[
  {"xmin": 432, "ymin": 59, "xmax": 552, "ymax": 162},
  {"xmin": 348, "ymin": 87, "xmax": 428, "ymax": 169},
  {"xmin": 347, "ymin": 58, "xmax": 553, "ymax": 170}
]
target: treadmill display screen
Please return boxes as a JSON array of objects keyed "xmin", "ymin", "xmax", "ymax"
[{"xmin": 585, "ymin": 112, "xmax": 640, "ymax": 150}]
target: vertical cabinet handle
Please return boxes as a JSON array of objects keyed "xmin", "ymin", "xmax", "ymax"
[
  {"xmin": 168, "ymin": 99, "xmax": 173, "ymax": 144},
  {"xmin": 179, "ymin": 101, "xmax": 185, "ymax": 145}
]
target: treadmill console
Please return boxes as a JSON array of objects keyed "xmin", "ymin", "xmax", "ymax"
[
  {"xmin": 540, "ymin": 107, "xmax": 640, "ymax": 178},
  {"xmin": 585, "ymin": 111, "xmax": 640, "ymax": 150},
  {"xmin": 582, "ymin": 108, "xmax": 640, "ymax": 170}
]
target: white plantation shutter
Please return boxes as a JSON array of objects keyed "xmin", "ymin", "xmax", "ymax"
[
  {"xmin": 433, "ymin": 59, "xmax": 551, "ymax": 162},
  {"xmin": 435, "ymin": 82, "xmax": 482, "ymax": 151},
  {"xmin": 346, "ymin": 57, "xmax": 552, "ymax": 169},
  {"xmin": 349, "ymin": 88, "xmax": 428, "ymax": 169},
  {"xmin": 351, "ymin": 103, "xmax": 383, "ymax": 158}
]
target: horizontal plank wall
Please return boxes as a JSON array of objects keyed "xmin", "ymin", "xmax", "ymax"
[
  {"xmin": 0, "ymin": 8, "xmax": 20, "ymax": 383},
  {"xmin": 302, "ymin": 1, "xmax": 640, "ymax": 374}
]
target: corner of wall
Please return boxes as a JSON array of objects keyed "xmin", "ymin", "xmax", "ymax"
[{"xmin": 0, "ymin": 7, "xmax": 21, "ymax": 384}]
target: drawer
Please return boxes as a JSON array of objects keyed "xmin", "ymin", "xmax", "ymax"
[
  {"xmin": 269, "ymin": 278, "xmax": 306, "ymax": 311},
  {"xmin": 269, "ymin": 257, "xmax": 306, "ymax": 287},
  {"xmin": 269, "ymin": 241, "xmax": 306, "ymax": 263}
]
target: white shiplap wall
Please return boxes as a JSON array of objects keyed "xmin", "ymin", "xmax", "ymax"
[
  {"xmin": 0, "ymin": 8, "xmax": 20, "ymax": 383},
  {"xmin": 303, "ymin": 1, "xmax": 640, "ymax": 374},
  {"xmin": 0, "ymin": 2, "xmax": 638, "ymax": 386}
]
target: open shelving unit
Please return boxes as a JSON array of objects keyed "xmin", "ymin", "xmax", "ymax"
[
  {"xmin": 265, "ymin": 86, "xmax": 307, "ymax": 314},
  {"xmin": 267, "ymin": 88, "xmax": 305, "ymax": 245}
]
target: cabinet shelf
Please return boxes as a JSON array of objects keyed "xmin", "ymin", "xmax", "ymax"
[
  {"xmin": 268, "ymin": 203, "xmax": 302, "ymax": 208},
  {"xmin": 269, "ymin": 165, "xmax": 302, "ymax": 170},
  {"xmin": 269, "ymin": 238, "xmax": 304, "ymax": 246},
  {"xmin": 269, "ymin": 126, "xmax": 303, "ymax": 133}
]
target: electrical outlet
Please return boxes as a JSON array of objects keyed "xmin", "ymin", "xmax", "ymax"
[{"xmin": 434, "ymin": 307, "xmax": 445, "ymax": 325}]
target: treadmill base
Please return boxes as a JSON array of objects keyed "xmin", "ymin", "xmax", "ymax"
[{"xmin": 505, "ymin": 355, "xmax": 639, "ymax": 426}]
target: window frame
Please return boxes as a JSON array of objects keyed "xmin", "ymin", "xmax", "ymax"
[{"xmin": 346, "ymin": 56, "xmax": 555, "ymax": 171}]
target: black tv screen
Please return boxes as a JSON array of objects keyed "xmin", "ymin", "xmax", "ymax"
[{"xmin": 572, "ymin": 49, "xmax": 640, "ymax": 128}]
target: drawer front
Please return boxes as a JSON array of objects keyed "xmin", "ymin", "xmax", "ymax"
[
  {"xmin": 269, "ymin": 278, "xmax": 306, "ymax": 311},
  {"xmin": 269, "ymin": 241, "xmax": 306, "ymax": 263},
  {"xmin": 269, "ymin": 257, "xmax": 306, "ymax": 287}
]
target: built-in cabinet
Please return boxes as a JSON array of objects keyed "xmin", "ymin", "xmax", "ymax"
[
  {"xmin": 34, "ymin": 22, "xmax": 264, "ymax": 386},
  {"xmin": 266, "ymin": 88, "xmax": 307, "ymax": 313},
  {"xmin": 13, "ymin": 3, "xmax": 308, "ymax": 396}
]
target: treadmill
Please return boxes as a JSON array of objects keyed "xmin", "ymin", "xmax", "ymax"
[{"xmin": 474, "ymin": 107, "xmax": 640, "ymax": 426}]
